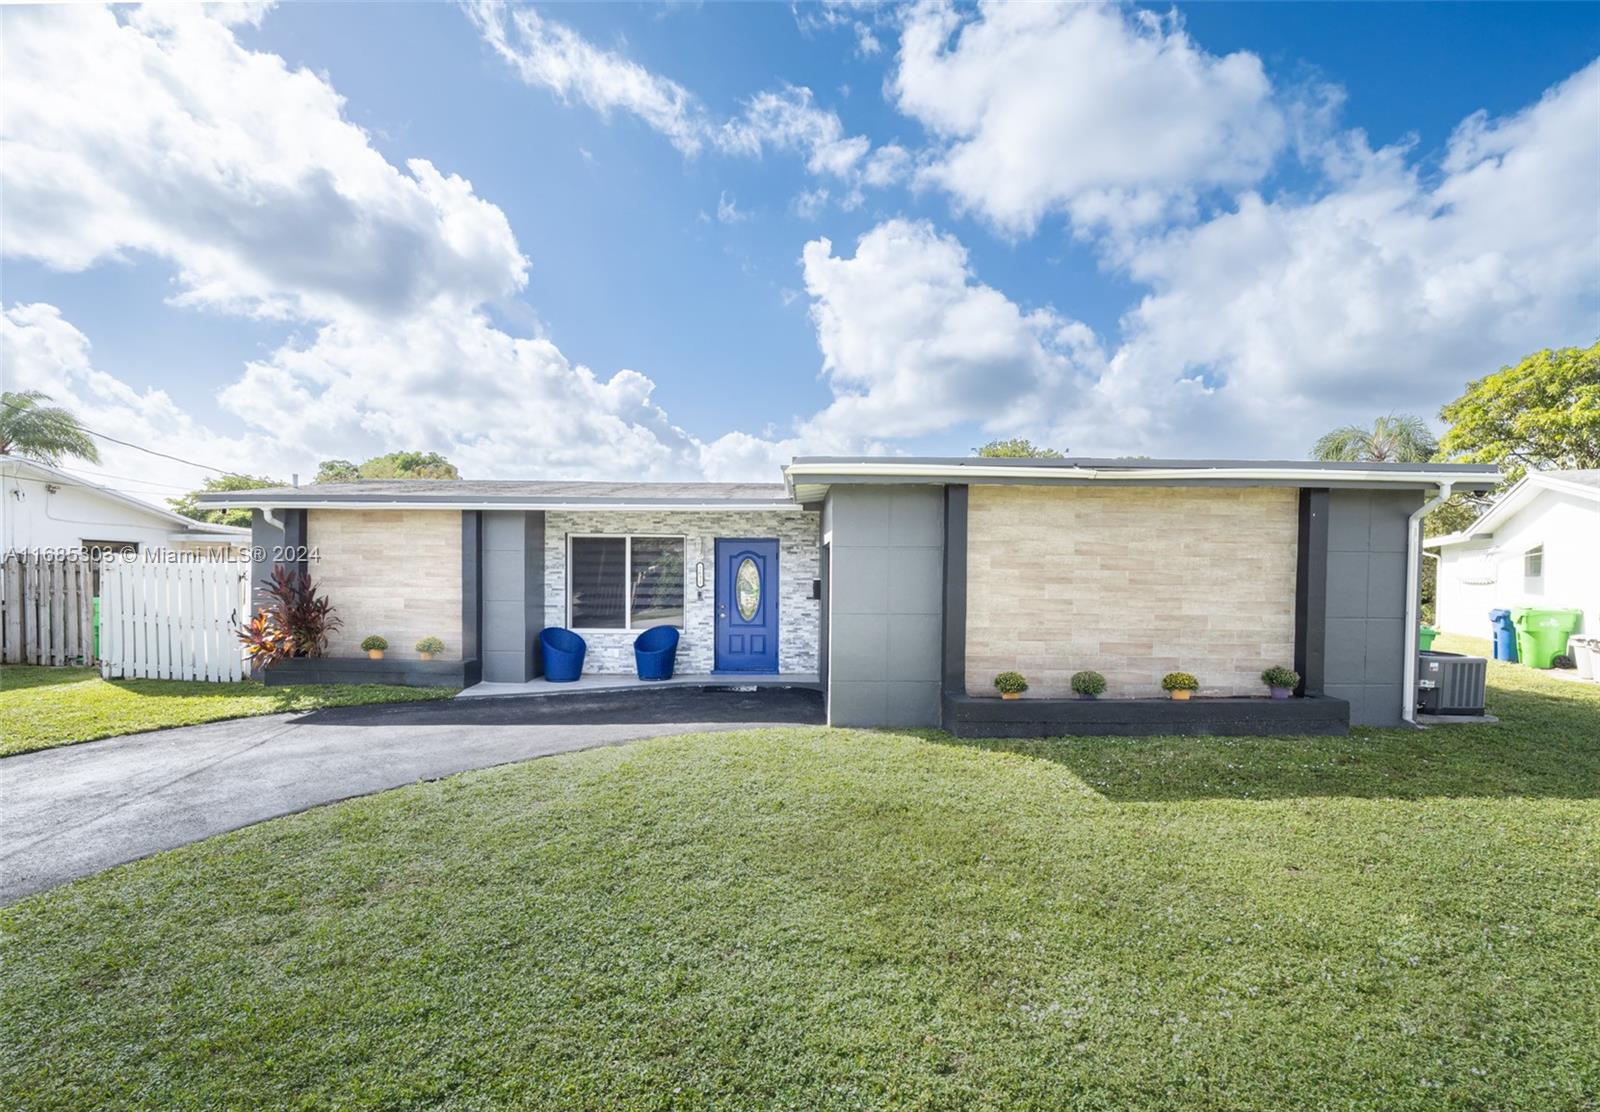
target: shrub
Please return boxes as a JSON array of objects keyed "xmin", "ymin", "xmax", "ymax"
[
  {"xmin": 237, "ymin": 565, "xmax": 340, "ymax": 667},
  {"xmin": 1070, "ymin": 670, "xmax": 1107, "ymax": 697},
  {"xmin": 416, "ymin": 636, "xmax": 446, "ymax": 655},
  {"xmin": 360, "ymin": 635, "xmax": 388, "ymax": 652},
  {"xmin": 1551, "ymin": 653, "xmax": 1576, "ymax": 670},
  {"xmin": 1261, "ymin": 665, "xmax": 1300, "ymax": 690},
  {"xmin": 1161, "ymin": 672, "xmax": 1200, "ymax": 692},
  {"xmin": 993, "ymin": 671, "xmax": 1029, "ymax": 695}
]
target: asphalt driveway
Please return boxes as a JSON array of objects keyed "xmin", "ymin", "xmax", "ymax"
[{"xmin": 0, "ymin": 687, "xmax": 824, "ymax": 905}]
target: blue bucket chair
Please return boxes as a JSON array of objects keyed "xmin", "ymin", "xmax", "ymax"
[
  {"xmin": 633, "ymin": 626, "xmax": 679, "ymax": 681},
  {"xmin": 540, "ymin": 627, "xmax": 587, "ymax": 682}
]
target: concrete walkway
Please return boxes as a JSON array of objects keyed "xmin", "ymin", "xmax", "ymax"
[{"xmin": 0, "ymin": 687, "xmax": 824, "ymax": 905}]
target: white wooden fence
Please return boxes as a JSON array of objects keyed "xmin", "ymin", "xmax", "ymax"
[
  {"xmin": 2, "ymin": 553, "xmax": 96, "ymax": 665},
  {"xmin": 99, "ymin": 557, "xmax": 250, "ymax": 682}
]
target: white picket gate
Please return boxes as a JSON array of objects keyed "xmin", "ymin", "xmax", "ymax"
[{"xmin": 99, "ymin": 557, "xmax": 250, "ymax": 682}]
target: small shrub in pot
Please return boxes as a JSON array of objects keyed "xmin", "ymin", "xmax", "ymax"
[
  {"xmin": 1070, "ymin": 670, "xmax": 1106, "ymax": 700},
  {"xmin": 415, "ymin": 636, "xmax": 445, "ymax": 661},
  {"xmin": 993, "ymin": 671, "xmax": 1029, "ymax": 699},
  {"xmin": 1261, "ymin": 665, "xmax": 1299, "ymax": 699},
  {"xmin": 360, "ymin": 635, "xmax": 388, "ymax": 660},
  {"xmin": 1161, "ymin": 672, "xmax": 1199, "ymax": 700}
]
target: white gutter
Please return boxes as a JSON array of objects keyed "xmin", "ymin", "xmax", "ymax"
[
  {"xmin": 783, "ymin": 462, "xmax": 1494, "ymax": 494},
  {"xmin": 261, "ymin": 508, "xmax": 284, "ymax": 529},
  {"xmin": 1402, "ymin": 480, "xmax": 1453, "ymax": 725},
  {"xmin": 211, "ymin": 500, "xmax": 804, "ymax": 514}
]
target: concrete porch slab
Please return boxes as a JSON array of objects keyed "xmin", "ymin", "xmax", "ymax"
[{"xmin": 459, "ymin": 672, "xmax": 821, "ymax": 700}]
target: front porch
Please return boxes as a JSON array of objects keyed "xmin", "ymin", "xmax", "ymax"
[{"xmin": 459, "ymin": 671, "xmax": 821, "ymax": 700}]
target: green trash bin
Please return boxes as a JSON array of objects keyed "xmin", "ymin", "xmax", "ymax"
[
  {"xmin": 1418, "ymin": 625, "xmax": 1438, "ymax": 652},
  {"xmin": 1510, "ymin": 607, "xmax": 1583, "ymax": 668}
]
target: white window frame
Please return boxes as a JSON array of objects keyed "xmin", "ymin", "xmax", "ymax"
[
  {"xmin": 1524, "ymin": 544, "xmax": 1544, "ymax": 591},
  {"xmin": 565, "ymin": 533, "xmax": 689, "ymax": 632}
]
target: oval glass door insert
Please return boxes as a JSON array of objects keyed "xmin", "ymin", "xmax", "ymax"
[{"xmin": 735, "ymin": 557, "xmax": 761, "ymax": 620}]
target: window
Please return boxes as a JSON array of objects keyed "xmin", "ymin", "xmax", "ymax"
[
  {"xmin": 1524, "ymin": 545, "xmax": 1544, "ymax": 592},
  {"xmin": 568, "ymin": 535, "xmax": 685, "ymax": 630}
]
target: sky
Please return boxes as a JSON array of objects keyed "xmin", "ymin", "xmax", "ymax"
[{"xmin": 2, "ymin": 1, "xmax": 1597, "ymax": 508}]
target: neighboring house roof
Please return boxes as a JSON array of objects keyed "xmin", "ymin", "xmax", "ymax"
[
  {"xmin": 1, "ymin": 456, "xmax": 249, "ymax": 537},
  {"xmin": 1425, "ymin": 468, "xmax": 1600, "ymax": 548},
  {"xmin": 197, "ymin": 479, "xmax": 800, "ymax": 512},
  {"xmin": 785, "ymin": 457, "xmax": 1501, "ymax": 502}
]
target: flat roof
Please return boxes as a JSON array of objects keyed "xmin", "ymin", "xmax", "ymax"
[
  {"xmin": 197, "ymin": 479, "xmax": 802, "ymax": 512},
  {"xmin": 784, "ymin": 456, "xmax": 1501, "ymax": 500}
]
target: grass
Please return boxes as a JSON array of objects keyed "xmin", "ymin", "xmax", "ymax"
[
  {"xmin": 1, "ymin": 639, "xmax": 1596, "ymax": 1109},
  {"xmin": 0, "ymin": 666, "xmax": 454, "ymax": 757}
]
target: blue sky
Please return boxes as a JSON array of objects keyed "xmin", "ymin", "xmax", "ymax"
[{"xmin": 2, "ymin": 2, "xmax": 1597, "ymax": 503}]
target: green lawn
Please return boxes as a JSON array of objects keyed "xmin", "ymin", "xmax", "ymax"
[
  {"xmin": 2, "ymin": 640, "xmax": 1596, "ymax": 1109},
  {"xmin": 0, "ymin": 666, "xmax": 454, "ymax": 757}
]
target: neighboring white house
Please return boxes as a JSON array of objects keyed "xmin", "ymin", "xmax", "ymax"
[
  {"xmin": 1426, "ymin": 469, "xmax": 1600, "ymax": 639},
  {"xmin": 1, "ymin": 456, "xmax": 248, "ymax": 555}
]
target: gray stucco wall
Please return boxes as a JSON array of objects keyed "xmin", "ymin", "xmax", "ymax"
[
  {"xmin": 1323, "ymin": 489, "xmax": 1422, "ymax": 726},
  {"xmin": 826, "ymin": 485, "xmax": 944, "ymax": 727},
  {"xmin": 481, "ymin": 511, "xmax": 545, "ymax": 682}
]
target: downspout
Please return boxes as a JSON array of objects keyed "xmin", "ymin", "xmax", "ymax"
[
  {"xmin": 1402, "ymin": 481, "xmax": 1453, "ymax": 724},
  {"xmin": 262, "ymin": 507, "xmax": 283, "ymax": 530}
]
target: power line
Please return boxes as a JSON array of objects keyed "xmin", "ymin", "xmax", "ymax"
[{"xmin": 0, "ymin": 395, "xmax": 244, "ymax": 477}]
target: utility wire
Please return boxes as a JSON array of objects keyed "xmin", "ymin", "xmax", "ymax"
[{"xmin": 0, "ymin": 395, "xmax": 244, "ymax": 478}]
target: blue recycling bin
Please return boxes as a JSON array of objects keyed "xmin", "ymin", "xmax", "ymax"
[
  {"xmin": 633, "ymin": 626, "xmax": 679, "ymax": 681},
  {"xmin": 539, "ymin": 627, "xmax": 587, "ymax": 682},
  {"xmin": 1488, "ymin": 608, "xmax": 1518, "ymax": 663}
]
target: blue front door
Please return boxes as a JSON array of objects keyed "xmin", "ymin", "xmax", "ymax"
[{"xmin": 715, "ymin": 538, "xmax": 779, "ymax": 673}]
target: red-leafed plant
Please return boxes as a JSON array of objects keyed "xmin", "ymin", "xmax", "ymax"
[{"xmin": 238, "ymin": 565, "xmax": 341, "ymax": 667}]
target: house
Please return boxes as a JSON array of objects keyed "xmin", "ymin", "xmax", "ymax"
[
  {"xmin": 1, "ymin": 455, "xmax": 249, "ymax": 556},
  {"xmin": 1425, "ymin": 469, "xmax": 1600, "ymax": 640},
  {"xmin": 202, "ymin": 457, "xmax": 1499, "ymax": 735}
]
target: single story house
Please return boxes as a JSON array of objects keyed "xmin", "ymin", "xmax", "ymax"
[
  {"xmin": 203, "ymin": 457, "xmax": 1498, "ymax": 735},
  {"xmin": 1426, "ymin": 469, "xmax": 1599, "ymax": 640},
  {"xmin": 2, "ymin": 455, "xmax": 249, "ymax": 556}
]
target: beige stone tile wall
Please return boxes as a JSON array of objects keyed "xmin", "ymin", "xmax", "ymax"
[
  {"xmin": 306, "ymin": 510, "xmax": 463, "ymax": 660},
  {"xmin": 966, "ymin": 486, "xmax": 1298, "ymax": 698}
]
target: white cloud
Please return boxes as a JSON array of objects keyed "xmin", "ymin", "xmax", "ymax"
[
  {"xmin": 715, "ymin": 191, "xmax": 748, "ymax": 224},
  {"xmin": 1, "ymin": 5, "xmax": 723, "ymax": 487},
  {"xmin": 467, "ymin": 3, "xmax": 899, "ymax": 202},
  {"xmin": 893, "ymin": 1, "xmax": 1284, "ymax": 235},
  {"xmin": 1060, "ymin": 59, "xmax": 1600, "ymax": 457},
  {"xmin": 465, "ymin": 1, "xmax": 709, "ymax": 155},
  {"xmin": 2, "ymin": 5, "xmax": 527, "ymax": 322},
  {"xmin": 796, "ymin": 219, "xmax": 1100, "ymax": 443},
  {"xmin": 2, "ymin": 303, "xmax": 295, "ymax": 496}
]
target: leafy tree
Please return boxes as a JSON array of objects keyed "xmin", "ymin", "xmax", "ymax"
[
  {"xmin": 1311, "ymin": 413, "xmax": 1437, "ymax": 463},
  {"xmin": 0, "ymin": 390, "xmax": 100, "ymax": 466},
  {"xmin": 314, "ymin": 459, "xmax": 361, "ymax": 484},
  {"xmin": 314, "ymin": 451, "xmax": 460, "ymax": 483},
  {"xmin": 170, "ymin": 473, "xmax": 285, "ymax": 528},
  {"xmin": 977, "ymin": 438, "xmax": 1065, "ymax": 459},
  {"xmin": 1437, "ymin": 341, "xmax": 1600, "ymax": 485}
]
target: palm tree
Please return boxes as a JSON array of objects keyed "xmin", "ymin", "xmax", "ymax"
[
  {"xmin": 1312, "ymin": 413, "xmax": 1437, "ymax": 463},
  {"xmin": 0, "ymin": 391, "xmax": 101, "ymax": 466}
]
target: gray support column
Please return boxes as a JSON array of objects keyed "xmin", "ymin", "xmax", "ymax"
[
  {"xmin": 480, "ymin": 511, "xmax": 545, "ymax": 682},
  {"xmin": 1294, "ymin": 489, "xmax": 1329, "ymax": 696},
  {"xmin": 941, "ymin": 484, "xmax": 968, "ymax": 704},
  {"xmin": 826, "ymin": 485, "xmax": 944, "ymax": 727},
  {"xmin": 251, "ymin": 508, "xmax": 307, "ymax": 606},
  {"xmin": 461, "ymin": 511, "xmax": 483, "ymax": 686},
  {"xmin": 1323, "ymin": 489, "xmax": 1422, "ymax": 726}
]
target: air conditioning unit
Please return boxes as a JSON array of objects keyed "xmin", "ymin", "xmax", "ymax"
[{"xmin": 1417, "ymin": 650, "xmax": 1488, "ymax": 715}]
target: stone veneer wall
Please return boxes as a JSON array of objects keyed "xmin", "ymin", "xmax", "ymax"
[
  {"xmin": 544, "ymin": 509, "xmax": 820, "ymax": 674},
  {"xmin": 307, "ymin": 509, "xmax": 463, "ymax": 660},
  {"xmin": 966, "ymin": 486, "xmax": 1298, "ymax": 698}
]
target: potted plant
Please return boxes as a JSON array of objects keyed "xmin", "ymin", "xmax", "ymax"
[
  {"xmin": 1161, "ymin": 672, "xmax": 1199, "ymax": 701},
  {"xmin": 1261, "ymin": 665, "xmax": 1299, "ymax": 700},
  {"xmin": 1070, "ymin": 670, "xmax": 1106, "ymax": 700},
  {"xmin": 993, "ymin": 671, "xmax": 1029, "ymax": 700},
  {"xmin": 361, "ymin": 635, "xmax": 388, "ymax": 660},
  {"xmin": 415, "ymin": 636, "xmax": 445, "ymax": 662}
]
